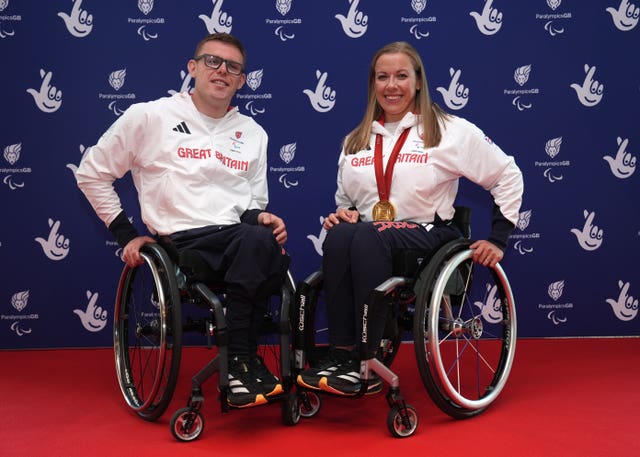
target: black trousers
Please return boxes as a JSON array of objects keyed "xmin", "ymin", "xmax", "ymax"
[
  {"xmin": 322, "ymin": 220, "xmax": 461, "ymax": 348},
  {"xmin": 168, "ymin": 223, "xmax": 284, "ymax": 355}
]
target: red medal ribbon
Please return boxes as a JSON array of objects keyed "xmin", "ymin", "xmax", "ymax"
[{"xmin": 374, "ymin": 123, "xmax": 410, "ymax": 202}]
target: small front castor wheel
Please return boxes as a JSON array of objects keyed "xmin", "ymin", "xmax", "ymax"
[
  {"xmin": 282, "ymin": 393, "xmax": 301, "ymax": 426},
  {"xmin": 387, "ymin": 404, "xmax": 418, "ymax": 438},
  {"xmin": 299, "ymin": 391, "xmax": 322, "ymax": 418},
  {"xmin": 170, "ymin": 407, "xmax": 205, "ymax": 442}
]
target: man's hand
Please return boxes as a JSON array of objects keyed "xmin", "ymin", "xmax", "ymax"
[
  {"xmin": 122, "ymin": 236, "xmax": 156, "ymax": 267},
  {"xmin": 258, "ymin": 212, "xmax": 287, "ymax": 245}
]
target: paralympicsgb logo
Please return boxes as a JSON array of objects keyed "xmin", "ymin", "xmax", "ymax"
[
  {"xmin": 546, "ymin": 137, "xmax": 561, "ymax": 159},
  {"xmin": 139, "ymin": 0, "xmax": 153, "ymax": 15},
  {"xmin": 505, "ymin": 64, "xmax": 539, "ymax": 111},
  {"xmin": 276, "ymin": 0, "xmax": 291, "ymax": 15},
  {"xmin": 538, "ymin": 136, "xmax": 571, "ymax": 183},
  {"xmin": 411, "ymin": 0, "xmax": 426, "ymax": 14},
  {"xmin": 404, "ymin": 0, "xmax": 433, "ymax": 40},
  {"xmin": 99, "ymin": 69, "xmax": 136, "ymax": 116},
  {"xmin": 270, "ymin": 0, "xmax": 302, "ymax": 41},
  {"xmin": 280, "ymin": 143, "xmax": 295, "ymax": 164},
  {"xmin": 510, "ymin": 210, "xmax": 538, "ymax": 255},
  {"xmin": 514, "ymin": 65, "xmax": 531, "ymax": 86},
  {"xmin": 7, "ymin": 290, "xmax": 37, "ymax": 337},
  {"xmin": 109, "ymin": 69, "xmax": 126, "ymax": 91},
  {"xmin": 246, "ymin": 70, "xmax": 263, "ymax": 91},
  {"xmin": 545, "ymin": 280, "xmax": 569, "ymax": 325},
  {"xmin": 269, "ymin": 142, "xmax": 306, "ymax": 189},
  {"xmin": 235, "ymin": 69, "xmax": 273, "ymax": 116}
]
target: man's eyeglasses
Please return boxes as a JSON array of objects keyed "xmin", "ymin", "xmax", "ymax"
[{"xmin": 194, "ymin": 54, "xmax": 244, "ymax": 76}]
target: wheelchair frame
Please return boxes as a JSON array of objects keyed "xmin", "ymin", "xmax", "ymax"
[
  {"xmin": 292, "ymin": 207, "xmax": 517, "ymax": 437},
  {"xmin": 113, "ymin": 242, "xmax": 299, "ymax": 441}
]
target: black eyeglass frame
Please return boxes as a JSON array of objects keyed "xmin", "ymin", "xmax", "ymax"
[{"xmin": 194, "ymin": 54, "xmax": 244, "ymax": 75}]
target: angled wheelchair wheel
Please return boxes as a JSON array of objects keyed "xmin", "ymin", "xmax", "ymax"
[
  {"xmin": 171, "ymin": 407, "xmax": 204, "ymax": 442},
  {"xmin": 387, "ymin": 404, "xmax": 418, "ymax": 438},
  {"xmin": 281, "ymin": 392, "xmax": 302, "ymax": 426},
  {"xmin": 413, "ymin": 239, "xmax": 517, "ymax": 419},
  {"xmin": 298, "ymin": 390, "xmax": 322, "ymax": 418},
  {"xmin": 114, "ymin": 243, "xmax": 183, "ymax": 421}
]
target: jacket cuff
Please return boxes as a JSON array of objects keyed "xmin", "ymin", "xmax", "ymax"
[
  {"xmin": 488, "ymin": 205, "xmax": 515, "ymax": 251},
  {"xmin": 108, "ymin": 211, "xmax": 139, "ymax": 248},
  {"xmin": 240, "ymin": 208, "xmax": 262, "ymax": 225}
]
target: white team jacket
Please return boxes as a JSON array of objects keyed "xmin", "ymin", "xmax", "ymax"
[
  {"xmin": 76, "ymin": 92, "xmax": 269, "ymax": 236},
  {"xmin": 335, "ymin": 112, "xmax": 523, "ymax": 226}
]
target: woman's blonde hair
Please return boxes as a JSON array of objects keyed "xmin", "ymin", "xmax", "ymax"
[{"xmin": 342, "ymin": 41, "xmax": 449, "ymax": 155}]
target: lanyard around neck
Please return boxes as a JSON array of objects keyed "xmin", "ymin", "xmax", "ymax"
[{"xmin": 374, "ymin": 124, "xmax": 410, "ymax": 202}]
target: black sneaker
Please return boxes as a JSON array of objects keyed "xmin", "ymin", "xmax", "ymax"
[
  {"xmin": 227, "ymin": 355, "xmax": 268, "ymax": 408},
  {"xmin": 296, "ymin": 348, "xmax": 354, "ymax": 393},
  {"xmin": 319, "ymin": 358, "xmax": 384, "ymax": 396},
  {"xmin": 251, "ymin": 355, "xmax": 284, "ymax": 397},
  {"xmin": 319, "ymin": 357, "xmax": 361, "ymax": 396}
]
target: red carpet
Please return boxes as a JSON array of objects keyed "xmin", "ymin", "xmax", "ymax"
[{"xmin": 1, "ymin": 338, "xmax": 638, "ymax": 457}]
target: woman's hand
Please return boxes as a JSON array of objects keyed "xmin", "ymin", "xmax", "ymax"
[
  {"xmin": 470, "ymin": 239, "xmax": 503, "ymax": 268},
  {"xmin": 323, "ymin": 207, "xmax": 360, "ymax": 230}
]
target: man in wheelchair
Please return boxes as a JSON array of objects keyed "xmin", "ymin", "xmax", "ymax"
[
  {"xmin": 76, "ymin": 32, "xmax": 288, "ymax": 409},
  {"xmin": 297, "ymin": 41, "xmax": 523, "ymax": 397}
]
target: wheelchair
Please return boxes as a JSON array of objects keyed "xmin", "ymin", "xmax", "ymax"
[
  {"xmin": 112, "ymin": 240, "xmax": 299, "ymax": 442},
  {"xmin": 293, "ymin": 207, "xmax": 517, "ymax": 438}
]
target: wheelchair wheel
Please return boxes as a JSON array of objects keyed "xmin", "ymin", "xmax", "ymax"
[
  {"xmin": 387, "ymin": 404, "xmax": 418, "ymax": 438},
  {"xmin": 171, "ymin": 407, "xmax": 204, "ymax": 442},
  {"xmin": 114, "ymin": 243, "xmax": 183, "ymax": 421},
  {"xmin": 299, "ymin": 390, "xmax": 322, "ymax": 418},
  {"xmin": 413, "ymin": 239, "xmax": 517, "ymax": 419},
  {"xmin": 281, "ymin": 393, "xmax": 302, "ymax": 426}
]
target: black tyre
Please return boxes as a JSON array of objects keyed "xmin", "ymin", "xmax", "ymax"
[
  {"xmin": 281, "ymin": 393, "xmax": 301, "ymax": 426},
  {"xmin": 386, "ymin": 404, "xmax": 418, "ymax": 438},
  {"xmin": 299, "ymin": 390, "xmax": 322, "ymax": 418},
  {"xmin": 114, "ymin": 243, "xmax": 182, "ymax": 421},
  {"xmin": 413, "ymin": 239, "xmax": 517, "ymax": 419},
  {"xmin": 170, "ymin": 407, "xmax": 204, "ymax": 442}
]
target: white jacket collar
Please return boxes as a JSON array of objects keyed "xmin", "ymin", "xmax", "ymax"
[{"xmin": 371, "ymin": 112, "xmax": 418, "ymax": 136}]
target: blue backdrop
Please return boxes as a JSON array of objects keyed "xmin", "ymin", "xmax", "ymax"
[{"xmin": 1, "ymin": 0, "xmax": 638, "ymax": 349}]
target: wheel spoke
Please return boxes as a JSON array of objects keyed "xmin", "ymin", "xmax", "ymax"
[
  {"xmin": 114, "ymin": 245, "xmax": 182, "ymax": 421},
  {"xmin": 415, "ymin": 243, "xmax": 517, "ymax": 415}
]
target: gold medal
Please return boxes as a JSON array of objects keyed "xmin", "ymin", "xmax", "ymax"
[
  {"xmin": 372, "ymin": 200, "xmax": 396, "ymax": 221},
  {"xmin": 372, "ymin": 120, "xmax": 410, "ymax": 223}
]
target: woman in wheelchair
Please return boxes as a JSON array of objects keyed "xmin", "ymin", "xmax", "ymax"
[
  {"xmin": 76, "ymin": 32, "xmax": 289, "ymax": 409},
  {"xmin": 297, "ymin": 41, "xmax": 523, "ymax": 397}
]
